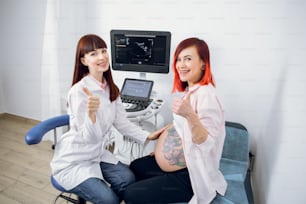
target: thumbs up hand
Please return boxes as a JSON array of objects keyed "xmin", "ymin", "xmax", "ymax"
[
  {"xmin": 172, "ymin": 91, "xmax": 194, "ymax": 119},
  {"xmin": 83, "ymin": 87, "xmax": 100, "ymax": 123}
]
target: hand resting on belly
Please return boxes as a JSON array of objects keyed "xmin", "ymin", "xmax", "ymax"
[{"xmin": 154, "ymin": 124, "xmax": 186, "ymax": 172}]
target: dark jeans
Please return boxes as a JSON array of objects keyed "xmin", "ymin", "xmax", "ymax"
[
  {"xmin": 68, "ymin": 161, "xmax": 135, "ymax": 204},
  {"xmin": 124, "ymin": 155, "xmax": 193, "ymax": 204}
]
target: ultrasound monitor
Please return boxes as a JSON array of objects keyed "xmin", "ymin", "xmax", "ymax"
[{"xmin": 110, "ymin": 30, "xmax": 171, "ymax": 75}]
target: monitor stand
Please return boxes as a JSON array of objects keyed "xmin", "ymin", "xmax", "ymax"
[{"xmin": 139, "ymin": 72, "xmax": 147, "ymax": 80}]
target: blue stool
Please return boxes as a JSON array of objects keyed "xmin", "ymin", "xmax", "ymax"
[{"xmin": 25, "ymin": 114, "xmax": 86, "ymax": 204}]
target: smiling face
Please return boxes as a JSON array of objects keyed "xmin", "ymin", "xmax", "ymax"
[
  {"xmin": 81, "ymin": 48, "xmax": 109, "ymax": 81},
  {"xmin": 175, "ymin": 46, "xmax": 205, "ymax": 87}
]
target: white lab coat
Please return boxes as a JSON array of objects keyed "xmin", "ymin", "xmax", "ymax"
[
  {"xmin": 50, "ymin": 75, "xmax": 149, "ymax": 190},
  {"xmin": 173, "ymin": 84, "xmax": 227, "ymax": 204}
]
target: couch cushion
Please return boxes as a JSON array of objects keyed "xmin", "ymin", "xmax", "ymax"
[
  {"xmin": 220, "ymin": 158, "xmax": 249, "ymax": 180},
  {"xmin": 172, "ymin": 179, "xmax": 248, "ymax": 204},
  {"xmin": 212, "ymin": 179, "xmax": 248, "ymax": 204}
]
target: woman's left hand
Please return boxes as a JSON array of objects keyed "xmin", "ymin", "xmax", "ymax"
[{"xmin": 172, "ymin": 91, "xmax": 194, "ymax": 118}]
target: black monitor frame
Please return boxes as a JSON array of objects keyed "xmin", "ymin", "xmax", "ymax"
[{"xmin": 110, "ymin": 29, "xmax": 171, "ymax": 74}]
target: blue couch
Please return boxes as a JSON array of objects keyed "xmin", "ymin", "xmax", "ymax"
[
  {"xmin": 212, "ymin": 121, "xmax": 254, "ymax": 204},
  {"xmin": 176, "ymin": 121, "xmax": 254, "ymax": 204}
]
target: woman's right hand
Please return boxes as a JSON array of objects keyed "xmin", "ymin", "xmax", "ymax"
[{"xmin": 83, "ymin": 87, "xmax": 100, "ymax": 123}]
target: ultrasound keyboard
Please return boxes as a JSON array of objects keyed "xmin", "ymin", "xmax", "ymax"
[{"xmin": 121, "ymin": 97, "xmax": 153, "ymax": 112}]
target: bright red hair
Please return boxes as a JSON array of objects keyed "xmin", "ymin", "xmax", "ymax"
[{"xmin": 172, "ymin": 37, "xmax": 215, "ymax": 92}]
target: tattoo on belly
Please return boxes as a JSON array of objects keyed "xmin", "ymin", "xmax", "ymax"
[{"xmin": 163, "ymin": 127, "xmax": 186, "ymax": 167}]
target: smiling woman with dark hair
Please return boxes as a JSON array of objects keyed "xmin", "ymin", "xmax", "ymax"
[
  {"xmin": 124, "ymin": 37, "xmax": 227, "ymax": 204},
  {"xmin": 50, "ymin": 34, "xmax": 161, "ymax": 204}
]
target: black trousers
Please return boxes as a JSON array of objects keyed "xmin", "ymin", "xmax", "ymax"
[{"xmin": 123, "ymin": 155, "xmax": 193, "ymax": 204}]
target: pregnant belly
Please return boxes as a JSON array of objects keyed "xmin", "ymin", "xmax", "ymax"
[{"xmin": 155, "ymin": 125, "xmax": 186, "ymax": 172}]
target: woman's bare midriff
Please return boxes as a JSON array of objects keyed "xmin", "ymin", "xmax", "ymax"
[{"xmin": 154, "ymin": 124, "xmax": 186, "ymax": 172}]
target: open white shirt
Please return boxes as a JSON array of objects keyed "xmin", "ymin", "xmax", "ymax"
[
  {"xmin": 50, "ymin": 75, "xmax": 149, "ymax": 190},
  {"xmin": 173, "ymin": 84, "xmax": 227, "ymax": 204}
]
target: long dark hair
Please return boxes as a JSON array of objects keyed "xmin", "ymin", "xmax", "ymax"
[
  {"xmin": 172, "ymin": 37, "xmax": 215, "ymax": 92},
  {"xmin": 72, "ymin": 34, "xmax": 119, "ymax": 101}
]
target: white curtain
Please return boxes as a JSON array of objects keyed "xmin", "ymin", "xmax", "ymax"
[{"xmin": 41, "ymin": 0, "xmax": 61, "ymax": 120}]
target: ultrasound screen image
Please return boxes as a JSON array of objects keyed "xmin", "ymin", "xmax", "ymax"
[
  {"xmin": 111, "ymin": 30, "xmax": 171, "ymax": 74},
  {"xmin": 114, "ymin": 35, "xmax": 166, "ymax": 66}
]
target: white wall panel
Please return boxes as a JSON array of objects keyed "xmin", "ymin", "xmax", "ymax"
[{"xmin": 1, "ymin": 0, "xmax": 306, "ymax": 203}]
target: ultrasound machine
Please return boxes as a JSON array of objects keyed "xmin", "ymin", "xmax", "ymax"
[{"xmin": 110, "ymin": 29, "xmax": 171, "ymax": 120}]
